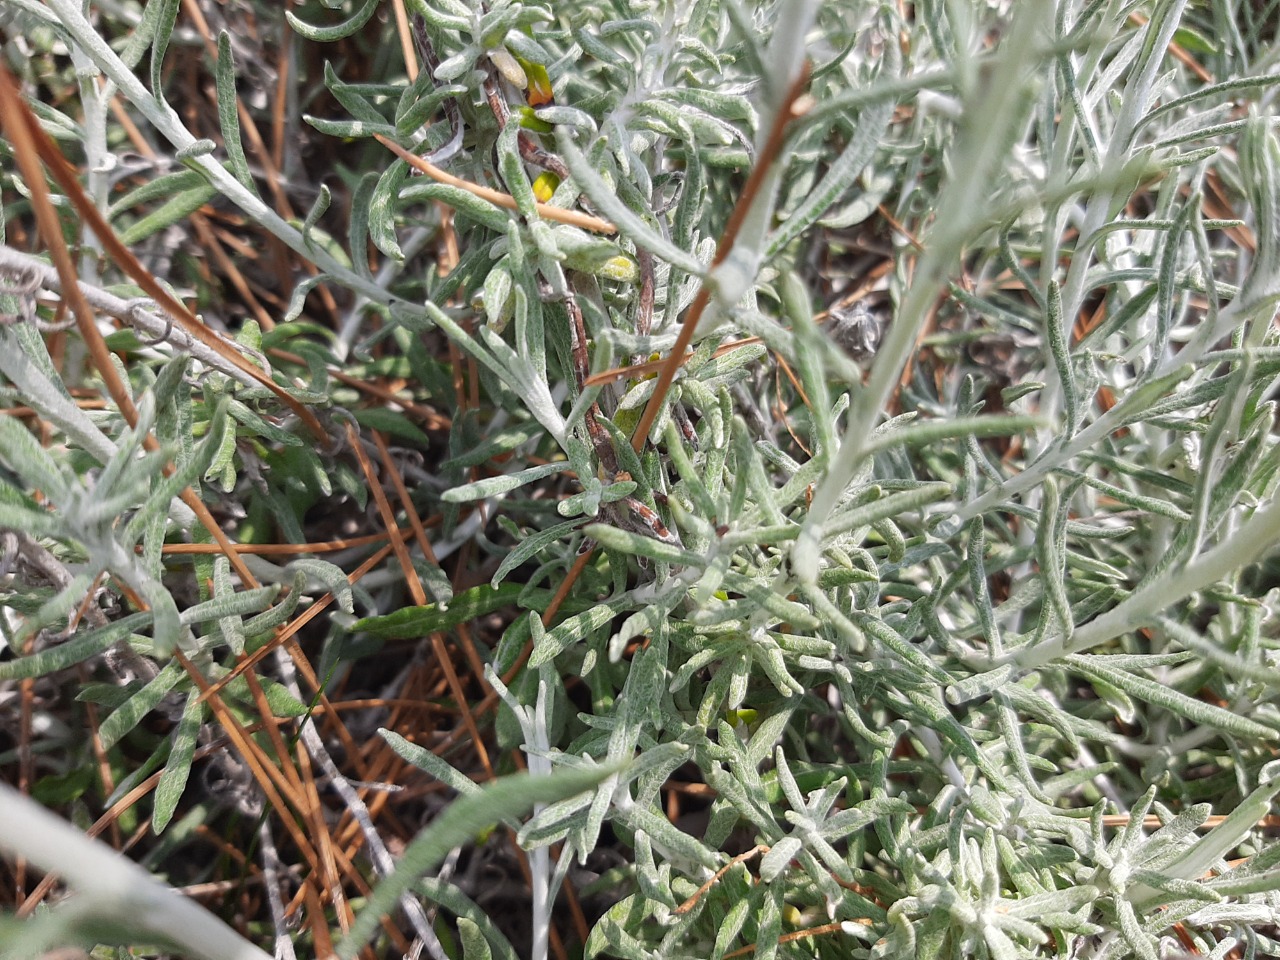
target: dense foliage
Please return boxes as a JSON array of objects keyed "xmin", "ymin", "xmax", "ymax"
[{"xmin": 3, "ymin": 1, "xmax": 1280, "ymax": 959}]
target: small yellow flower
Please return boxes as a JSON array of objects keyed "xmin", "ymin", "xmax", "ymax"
[{"xmin": 532, "ymin": 171, "xmax": 561, "ymax": 202}]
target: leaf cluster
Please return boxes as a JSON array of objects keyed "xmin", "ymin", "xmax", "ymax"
[{"xmin": 4, "ymin": 1, "xmax": 1280, "ymax": 959}]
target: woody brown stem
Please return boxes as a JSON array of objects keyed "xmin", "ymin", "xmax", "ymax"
[{"xmin": 628, "ymin": 62, "xmax": 812, "ymax": 454}]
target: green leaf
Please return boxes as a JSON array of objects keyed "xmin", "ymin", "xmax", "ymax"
[
  {"xmin": 352, "ymin": 406, "xmax": 433, "ymax": 447},
  {"xmin": 107, "ymin": 168, "xmax": 209, "ymax": 220},
  {"xmin": 337, "ymin": 763, "xmax": 625, "ymax": 959},
  {"xmin": 555, "ymin": 127, "xmax": 707, "ymax": 278},
  {"xmin": 226, "ymin": 399, "xmax": 305, "ymax": 450},
  {"xmin": 825, "ymin": 482, "xmax": 952, "ymax": 540},
  {"xmin": 441, "ymin": 424, "xmax": 543, "ymax": 469},
  {"xmin": 396, "ymin": 78, "xmax": 468, "ymax": 135},
  {"xmin": 1237, "ymin": 115, "xmax": 1280, "ymax": 310},
  {"xmin": 354, "ymin": 583, "xmax": 555, "ymax": 639},
  {"xmin": 861, "ymin": 414, "xmax": 1045, "ymax": 457},
  {"xmin": 258, "ymin": 677, "xmax": 311, "ymax": 718},
  {"xmin": 380, "ymin": 729, "xmax": 492, "ymax": 804},
  {"xmin": 0, "ymin": 499, "xmax": 59, "ymax": 537},
  {"xmin": 348, "ymin": 171, "xmax": 379, "ymax": 279},
  {"xmin": 1062, "ymin": 469, "xmax": 1189, "ymax": 521},
  {"xmin": 767, "ymin": 47, "xmax": 898, "ymax": 258},
  {"xmin": 490, "ymin": 520, "xmax": 583, "ymax": 586},
  {"xmin": 213, "ymin": 556, "xmax": 245, "ymax": 656},
  {"xmin": 1171, "ymin": 25, "xmax": 1215, "ymax": 55},
  {"xmin": 1045, "ymin": 279, "xmax": 1079, "ymax": 437},
  {"xmin": 31, "ymin": 766, "xmax": 95, "ymax": 806},
  {"xmin": 118, "ymin": 0, "xmax": 177, "ymax": 70},
  {"xmin": 117, "ymin": 181, "xmax": 218, "ymax": 245},
  {"xmin": 288, "ymin": 558, "xmax": 356, "ymax": 616},
  {"xmin": 415, "ymin": 890, "xmax": 520, "ymax": 960},
  {"xmin": 321, "ymin": 62, "xmax": 389, "ymax": 125},
  {"xmin": 391, "ymin": 184, "xmax": 517, "ymax": 236},
  {"xmin": 497, "ymin": 118, "xmax": 538, "ymax": 221},
  {"xmin": 585, "ymin": 894, "xmax": 649, "ymax": 960},
  {"xmin": 530, "ymin": 598, "xmax": 633, "ymax": 667}
]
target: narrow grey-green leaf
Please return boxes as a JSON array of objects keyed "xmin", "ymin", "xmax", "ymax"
[
  {"xmin": 179, "ymin": 585, "xmax": 279, "ymax": 626},
  {"xmin": 147, "ymin": 0, "xmax": 182, "ymax": 101},
  {"xmin": 379, "ymin": 729, "xmax": 495, "ymax": 803},
  {"xmin": 1038, "ymin": 478, "xmax": 1073, "ymax": 642},
  {"xmin": 824, "ymin": 482, "xmax": 951, "ymax": 539},
  {"xmin": 368, "ymin": 158, "xmax": 410, "ymax": 259},
  {"xmin": 287, "ymin": 557, "xmax": 356, "ymax": 615},
  {"xmin": 862, "ymin": 414, "xmax": 1044, "ymax": 458},
  {"xmin": 152, "ymin": 689, "xmax": 203, "ymax": 834},
  {"xmin": 584, "ymin": 523, "xmax": 702, "ymax": 566},
  {"xmin": 347, "ymin": 408, "xmax": 430, "ymax": 449},
  {"xmin": 457, "ymin": 918, "xmax": 494, "ymax": 960},
  {"xmin": 967, "ymin": 518, "xmax": 1001, "ymax": 653},
  {"xmin": 1062, "ymin": 470, "xmax": 1189, "ymax": 521},
  {"xmin": 215, "ymin": 32, "xmax": 256, "ymax": 191},
  {"xmin": 441, "ymin": 424, "xmax": 542, "ymax": 470},
  {"xmin": 286, "ymin": 0, "xmax": 380, "ymax": 42},
  {"xmin": 212, "ymin": 556, "xmax": 245, "ymax": 656},
  {"xmin": 1045, "ymin": 280, "xmax": 1079, "ymax": 438},
  {"xmin": 530, "ymin": 598, "xmax": 633, "ymax": 667},
  {"xmin": 443, "ymin": 462, "xmax": 573, "ymax": 503},
  {"xmin": 302, "ymin": 184, "xmax": 333, "ymax": 251},
  {"xmin": 555, "ymin": 128, "xmax": 707, "ymax": 277},
  {"xmin": 0, "ymin": 613, "xmax": 153, "ymax": 682},
  {"xmin": 348, "ymin": 171, "xmax": 378, "ymax": 279},
  {"xmin": 767, "ymin": 68, "xmax": 897, "ymax": 257},
  {"xmin": 98, "ymin": 660, "xmax": 185, "ymax": 750},
  {"xmin": 0, "ymin": 413, "xmax": 68, "ymax": 498},
  {"xmin": 418, "ymin": 898, "xmax": 516, "ymax": 960},
  {"xmin": 1067, "ymin": 654, "xmax": 1277, "ymax": 740},
  {"xmin": 1233, "ymin": 117, "xmax": 1280, "ymax": 311},
  {"xmin": 107, "ymin": 169, "xmax": 209, "ymax": 220},
  {"xmin": 119, "ymin": 0, "xmax": 176, "ymax": 70}
]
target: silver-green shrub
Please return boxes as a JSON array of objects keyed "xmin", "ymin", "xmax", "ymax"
[{"xmin": 3, "ymin": 1, "xmax": 1280, "ymax": 959}]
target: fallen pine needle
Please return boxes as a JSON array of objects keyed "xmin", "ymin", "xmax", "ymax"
[{"xmin": 375, "ymin": 134, "xmax": 616, "ymax": 235}]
